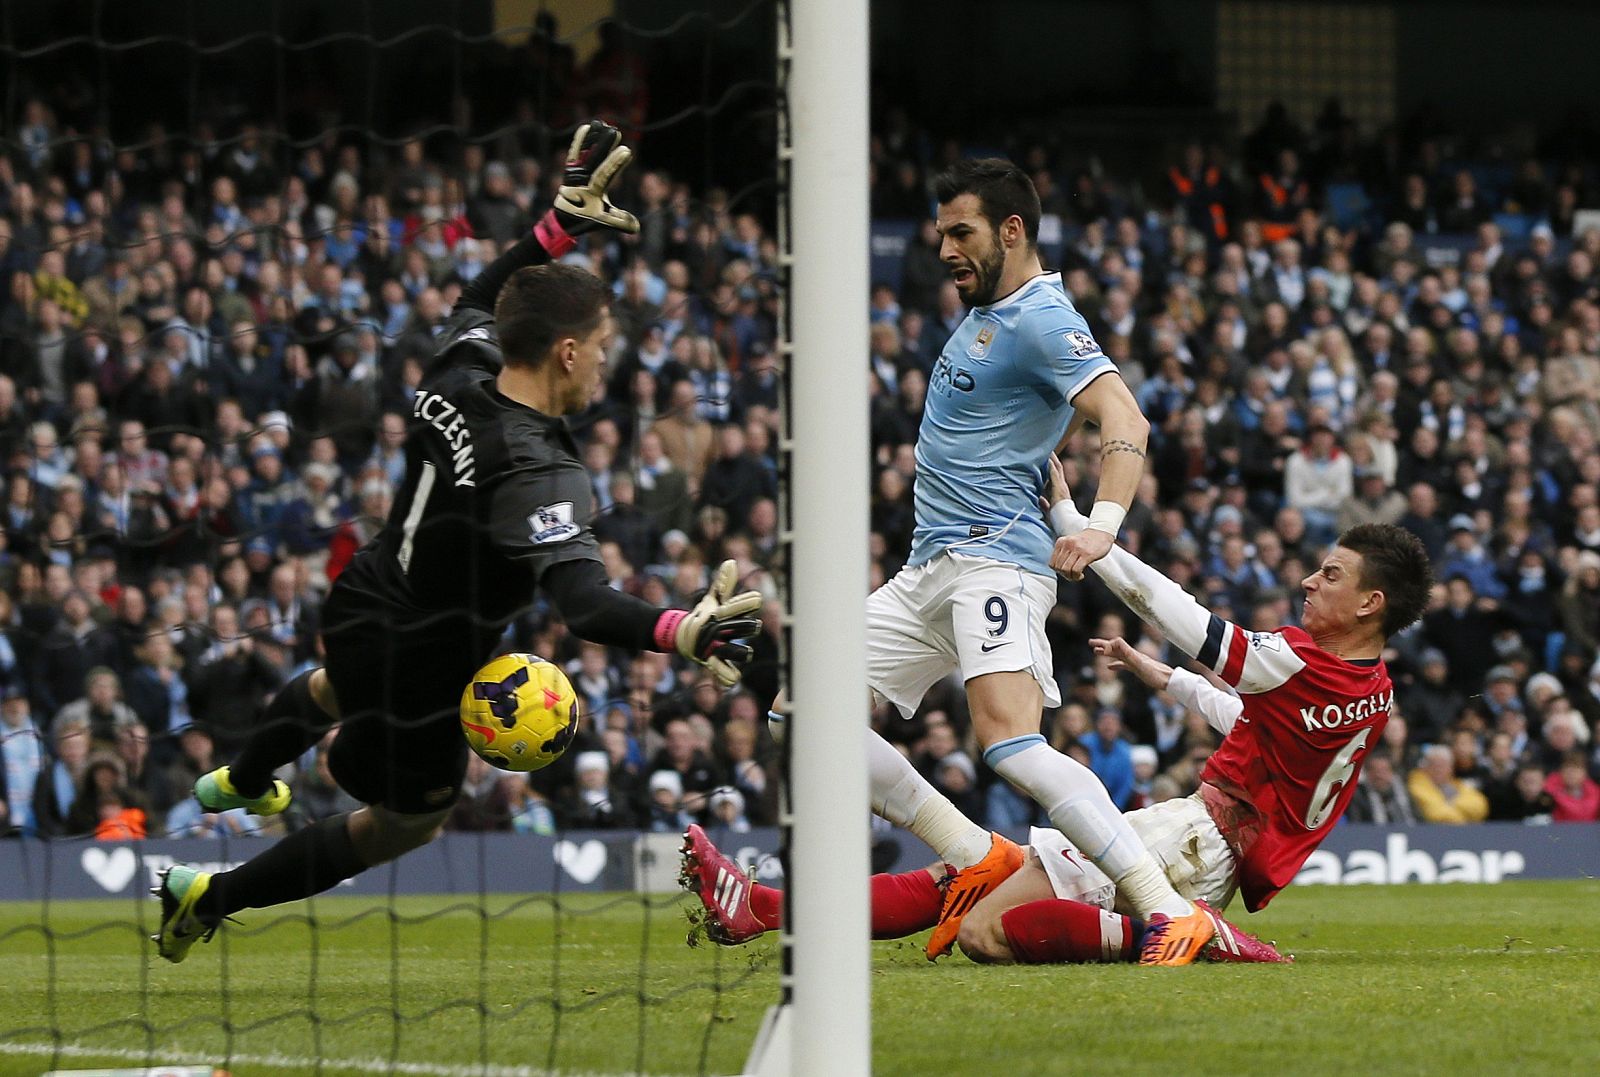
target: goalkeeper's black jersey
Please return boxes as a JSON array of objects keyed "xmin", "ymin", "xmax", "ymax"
[{"xmin": 332, "ymin": 307, "xmax": 601, "ymax": 642}]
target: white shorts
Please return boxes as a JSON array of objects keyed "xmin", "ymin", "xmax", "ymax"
[
  {"xmin": 867, "ymin": 551, "xmax": 1061, "ymax": 719},
  {"xmin": 1028, "ymin": 792, "xmax": 1239, "ymax": 912}
]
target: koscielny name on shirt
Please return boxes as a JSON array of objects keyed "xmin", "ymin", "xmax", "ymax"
[
  {"xmin": 412, "ymin": 390, "xmax": 477, "ymax": 487},
  {"xmin": 1299, "ymin": 688, "xmax": 1394, "ymax": 732}
]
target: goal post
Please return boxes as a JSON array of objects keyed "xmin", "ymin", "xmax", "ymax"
[{"xmin": 757, "ymin": 0, "xmax": 872, "ymax": 1074}]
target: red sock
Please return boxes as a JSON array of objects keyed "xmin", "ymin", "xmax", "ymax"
[
  {"xmin": 1000, "ymin": 899, "xmax": 1143, "ymax": 964},
  {"xmin": 750, "ymin": 882, "xmax": 783, "ymax": 931},
  {"xmin": 869, "ymin": 869, "xmax": 945, "ymax": 940},
  {"xmin": 744, "ymin": 870, "xmax": 944, "ymax": 939}
]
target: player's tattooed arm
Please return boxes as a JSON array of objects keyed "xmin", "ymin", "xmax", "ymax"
[
  {"xmin": 1071, "ymin": 373, "xmax": 1150, "ymax": 508},
  {"xmin": 1101, "ymin": 438, "xmax": 1148, "ymax": 460},
  {"xmin": 1053, "ymin": 373, "xmax": 1149, "ymax": 576}
]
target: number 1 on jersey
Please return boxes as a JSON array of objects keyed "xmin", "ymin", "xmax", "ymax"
[{"xmin": 397, "ymin": 461, "xmax": 437, "ymax": 574}]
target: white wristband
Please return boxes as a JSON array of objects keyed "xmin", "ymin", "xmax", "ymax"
[
  {"xmin": 1086, "ymin": 500, "xmax": 1127, "ymax": 537},
  {"xmin": 1049, "ymin": 500, "xmax": 1087, "ymax": 536}
]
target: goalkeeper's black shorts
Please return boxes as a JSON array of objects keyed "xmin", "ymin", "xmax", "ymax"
[{"xmin": 319, "ymin": 584, "xmax": 484, "ymax": 815}]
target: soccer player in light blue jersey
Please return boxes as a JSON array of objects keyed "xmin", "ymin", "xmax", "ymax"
[{"xmin": 862, "ymin": 159, "xmax": 1214, "ymax": 961}]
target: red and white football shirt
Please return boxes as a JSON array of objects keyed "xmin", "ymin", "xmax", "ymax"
[{"xmin": 1191, "ymin": 620, "xmax": 1393, "ymax": 911}]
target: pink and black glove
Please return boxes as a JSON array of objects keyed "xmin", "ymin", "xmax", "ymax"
[
  {"xmin": 533, "ymin": 120, "xmax": 640, "ymax": 257},
  {"xmin": 653, "ymin": 560, "xmax": 763, "ymax": 688}
]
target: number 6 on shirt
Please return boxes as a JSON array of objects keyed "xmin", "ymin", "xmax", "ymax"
[{"xmin": 1305, "ymin": 727, "xmax": 1371, "ymax": 830}]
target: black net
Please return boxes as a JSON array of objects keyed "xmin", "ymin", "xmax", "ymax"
[{"xmin": 0, "ymin": 1, "xmax": 782, "ymax": 1073}]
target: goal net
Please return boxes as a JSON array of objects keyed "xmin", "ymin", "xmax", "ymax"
[{"xmin": 0, "ymin": 1, "xmax": 824, "ymax": 1074}]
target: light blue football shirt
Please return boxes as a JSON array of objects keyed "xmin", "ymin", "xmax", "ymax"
[{"xmin": 909, "ymin": 272, "xmax": 1117, "ymax": 576}]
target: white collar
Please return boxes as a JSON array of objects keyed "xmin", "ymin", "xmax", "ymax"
[{"xmin": 980, "ymin": 271, "xmax": 1058, "ymax": 313}]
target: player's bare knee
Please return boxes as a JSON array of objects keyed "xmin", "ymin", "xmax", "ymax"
[{"xmin": 956, "ymin": 906, "xmax": 1008, "ymax": 964}]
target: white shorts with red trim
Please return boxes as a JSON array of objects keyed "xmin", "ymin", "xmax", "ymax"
[{"xmin": 1029, "ymin": 791, "xmax": 1239, "ymax": 913}]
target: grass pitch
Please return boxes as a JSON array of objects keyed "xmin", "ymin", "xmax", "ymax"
[{"xmin": 2, "ymin": 881, "xmax": 1597, "ymax": 1076}]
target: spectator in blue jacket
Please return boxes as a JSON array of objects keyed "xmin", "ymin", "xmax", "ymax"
[
  {"xmin": 1438, "ymin": 514, "xmax": 1507, "ymax": 600},
  {"xmin": 0, "ymin": 691, "xmax": 43, "ymax": 834},
  {"xmin": 1085, "ymin": 707, "xmax": 1135, "ymax": 811}
]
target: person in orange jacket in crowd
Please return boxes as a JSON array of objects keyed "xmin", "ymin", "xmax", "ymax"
[{"xmin": 1255, "ymin": 148, "xmax": 1310, "ymax": 243}]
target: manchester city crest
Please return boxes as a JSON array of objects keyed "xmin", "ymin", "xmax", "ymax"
[{"xmin": 968, "ymin": 324, "xmax": 996, "ymax": 359}]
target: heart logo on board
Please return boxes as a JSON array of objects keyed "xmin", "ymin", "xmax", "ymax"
[
  {"xmin": 82, "ymin": 846, "xmax": 138, "ymax": 892},
  {"xmin": 553, "ymin": 840, "xmax": 607, "ymax": 884}
]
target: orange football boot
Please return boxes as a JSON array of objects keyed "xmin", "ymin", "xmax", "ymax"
[
  {"xmin": 1138, "ymin": 901, "xmax": 1218, "ymax": 966},
  {"xmin": 924, "ymin": 833, "xmax": 1024, "ymax": 960}
]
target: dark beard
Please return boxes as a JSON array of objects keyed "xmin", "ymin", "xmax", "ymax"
[{"xmin": 965, "ymin": 246, "xmax": 1007, "ymax": 307}]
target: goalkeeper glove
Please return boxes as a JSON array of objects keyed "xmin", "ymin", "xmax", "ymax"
[
  {"xmin": 652, "ymin": 560, "xmax": 763, "ymax": 688},
  {"xmin": 533, "ymin": 120, "xmax": 640, "ymax": 257}
]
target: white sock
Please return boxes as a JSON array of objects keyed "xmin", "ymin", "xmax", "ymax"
[
  {"xmin": 985, "ymin": 736, "xmax": 1190, "ymax": 919},
  {"xmin": 1114, "ymin": 858, "xmax": 1193, "ymax": 921},
  {"xmin": 869, "ymin": 730, "xmax": 991, "ymax": 870}
]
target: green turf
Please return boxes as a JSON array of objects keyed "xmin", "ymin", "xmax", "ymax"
[{"xmin": 2, "ymin": 881, "xmax": 1597, "ymax": 1076}]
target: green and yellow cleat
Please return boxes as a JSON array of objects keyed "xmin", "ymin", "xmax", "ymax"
[
  {"xmin": 193, "ymin": 766, "xmax": 292, "ymax": 816},
  {"xmin": 151, "ymin": 865, "xmax": 222, "ymax": 964}
]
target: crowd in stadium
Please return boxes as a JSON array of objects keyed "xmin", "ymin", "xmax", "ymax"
[
  {"xmin": 0, "ymin": 76, "xmax": 785, "ymax": 840},
  {"xmin": 1, "ymin": 82, "xmax": 1598, "ymax": 844}
]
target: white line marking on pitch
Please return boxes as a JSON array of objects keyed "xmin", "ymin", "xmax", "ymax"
[{"xmin": 0, "ymin": 1040, "xmax": 691, "ymax": 1077}]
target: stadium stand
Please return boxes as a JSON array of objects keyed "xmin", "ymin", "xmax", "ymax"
[{"xmin": 3, "ymin": 54, "xmax": 1599, "ymax": 853}]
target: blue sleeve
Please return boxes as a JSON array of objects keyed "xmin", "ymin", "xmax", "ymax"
[{"xmin": 1020, "ymin": 304, "xmax": 1117, "ymax": 407}]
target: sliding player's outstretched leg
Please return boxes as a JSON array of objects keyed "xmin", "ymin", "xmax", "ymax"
[
  {"xmin": 1139, "ymin": 899, "xmax": 1291, "ymax": 966},
  {"xmin": 680, "ymin": 823, "xmax": 775, "ymax": 944},
  {"xmin": 193, "ymin": 669, "xmax": 340, "ymax": 816},
  {"xmin": 963, "ymin": 894, "xmax": 1286, "ymax": 966},
  {"xmin": 955, "ymin": 850, "xmax": 1152, "ymax": 965},
  {"xmin": 680, "ymin": 825, "xmax": 949, "ymax": 945}
]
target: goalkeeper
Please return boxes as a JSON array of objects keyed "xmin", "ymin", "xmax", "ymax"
[{"xmin": 154, "ymin": 122, "xmax": 761, "ymax": 963}]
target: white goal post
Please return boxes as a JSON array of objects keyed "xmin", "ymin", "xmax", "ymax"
[{"xmin": 750, "ymin": 0, "xmax": 871, "ymax": 1074}]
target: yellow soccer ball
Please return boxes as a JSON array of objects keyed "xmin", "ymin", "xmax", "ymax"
[{"xmin": 459, "ymin": 653, "xmax": 580, "ymax": 772}]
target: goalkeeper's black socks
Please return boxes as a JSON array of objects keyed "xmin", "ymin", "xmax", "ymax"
[
  {"xmin": 229, "ymin": 670, "xmax": 337, "ymax": 797},
  {"xmin": 197, "ymin": 814, "xmax": 368, "ymax": 918}
]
